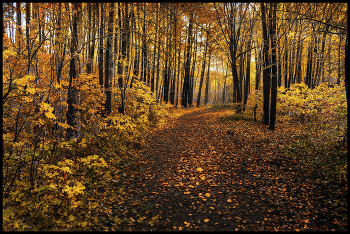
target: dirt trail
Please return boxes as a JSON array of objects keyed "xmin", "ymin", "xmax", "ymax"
[
  {"xmin": 121, "ymin": 108, "xmax": 258, "ymax": 231},
  {"xmin": 120, "ymin": 107, "xmax": 346, "ymax": 231}
]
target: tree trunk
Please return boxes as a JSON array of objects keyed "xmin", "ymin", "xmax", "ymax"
[
  {"xmin": 104, "ymin": 3, "xmax": 114, "ymax": 116},
  {"xmin": 261, "ymin": 3, "xmax": 270, "ymax": 126},
  {"xmin": 16, "ymin": 2, "xmax": 22, "ymax": 53},
  {"xmin": 66, "ymin": 3, "xmax": 81, "ymax": 139},
  {"xmin": 305, "ymin": 32, "xmax": 314, "ymax": 88},
  {"xmin": 197, "ymin": 27, "xmax": 209, "ymax": 107},
  {"xmin": 86, "ymin": 3, "xmax": 93, "ymax": 74},
  {"xmin": 188, "ymin": 28, "xmax": 198, "ymax": 107},
  {"xmin": 98, "ymin": 3, "xmax": 104, "ymax": 88},
  {"xmin": 141, "ymin": 3, "xmax": 148, "ymax": 84},
  {"xmin": 170, "ymin": 6, "xmax": 177, "ymax": 105},
  {"xmin": 26, "ymin": 2, "xmax": 31, "ymax": 74},
  {"xmin": 255, "ymin": 46, "xmax": 261, "ymax": 90},
  {"xmin": 269, "ymin": 2, "xmax": 278, "ymax": 130},
  {"xmin": 151, "ymin": 3, "xmax": 159, "ymax": 92},
  {"xmin": 204, "ymin": 51, "xmax": 212, "ymax": 105},
  {"xmin": 117, "ymin": 3, "xmax": 129, "ymax": 114},
  {"xmin": 283, "ymin": 34, "xmax": 288, "ymax": 88},
  {"xmin": 176, "ymin": 27, "xmax": 181, "ymax": 107},
  {"xmin": 244, "ymin": 36, "xmax": 251, "ymax": 108},
  {"xmin": 181, "ymin": 10, "xmax": 193, "ymax": 108}
]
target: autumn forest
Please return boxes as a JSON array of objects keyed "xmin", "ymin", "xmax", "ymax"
[{"xmin": 2, "ymin": 2, "xmax": 348, "ymax": 231}]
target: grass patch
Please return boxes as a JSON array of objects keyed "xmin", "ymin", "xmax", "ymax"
[
  {"xmin": 218, "ymin": 113, "xmax": 254, "ymax": 123},
  {"xmin": 210, "ymin": 103, "xmax": 237, "ymax": 111}
]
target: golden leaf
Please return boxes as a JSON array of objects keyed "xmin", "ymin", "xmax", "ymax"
[{"xmin": 45, "ymin": 111, "xmax": 56, "ymax": 120}]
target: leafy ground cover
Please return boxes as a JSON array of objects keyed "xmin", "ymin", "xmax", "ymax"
[
  {"xmin": 3, "ymin": 104, "xmax": 347, "ymax": 231},
  {"xmin": 113, "ymin": 106, "xmax": 347, "ymax": 231}
]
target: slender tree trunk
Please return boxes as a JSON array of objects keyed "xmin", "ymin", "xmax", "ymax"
[
  {"xmin": 104, "ymin": 3, "xmax": 114, "ymax": 116},
  {"xmin": 163, "ymin": 11, "xmax": 171, "ymax": 103},
  {"xmin": 294, "ymin": 24, "xmax": 303, "ymax": 84},
  {"xmin": 204, "ymin": 51, "xmax": 212, "ymax": 105},
  {"xmin": 16, "ymin": 2, "xmax": 22, "ymax": 53},
  {"xmin": 151, "ymin": 3, "xmax": 159, "ymax": 92},
  {"xmin": 312, "ymin": 34, "xmax": 320, "ymax": 88},
  {"xmin": 141, "ymin": 3, "xmax": 148, "ymax": 84},
  {"xmin": 86, "ymin": 3, "xmax": 93, "ymax": 73},
  {"xmin": 197, "ymin": 27, "xmax": 209, "ymax": 107},
  {"xmin": 261, "ymin": 3, "xmax": 270, "ymax": 125},
  {"xmin": 188, "ymin": 28, "xmax": 198, "ymax": 107},
  {"xmin": 269, "ymin": 2, "xmax": 278, "ymax": 130},
  {"xmin": 155, "ymin": 4, "xmax": 162, "ymax": 94},
  {"xmin": 26, "ymin": 2, "xmax": 31, "ymax": 74},
  {"xmin": 170, "ymin": 7, "xmax": 177, "ymax": 105},
  {"xmin": 131, "ymin": 7, "xmax": 139, "ymax": 87},
  {"xmin": 327, "ymin": 35, "xmax": 332, "ymax": 85},
  {"xmin": 176, "ymin": 29, "xmax": 181, "ymax": 107},
  {"xmin": 337, "ymin": 34, "xmax": 342, "ymax": 84},
  {"xmin": 283, "ymin": 34, "xmax": 288, "ymax": 88},
  {"xmin": 98, "ymin": 3, "xmax": 104, "ymax": 88},
  {"xmin": 117, "ymin": 3, "xmax": 129, "ymax": 114},
  {"xmin": 305, "ymin": 32, "xmax": 314, "ymax": 88},
  {"xmin": 66, "ymin": 3, "xmax": 81, "ymax": 139},
  {"xmin": 244, "ymin": 36, "xmax": 251, "ymax": 108},
  {"xmin": 181, "ymin": 10, "xmax": 193, "ymax": 108},
  {"xmin": 255, "ymin": 46, "xmax": 261, "ymax": 90}
]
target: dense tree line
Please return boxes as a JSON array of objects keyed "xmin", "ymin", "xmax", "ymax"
[{"xmin": 3, "ymin": 2, "xmax": 347, "ymax": 134}]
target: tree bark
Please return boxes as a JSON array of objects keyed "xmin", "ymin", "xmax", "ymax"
[
  {"xmin": 204, "ymin": 51, "xmax": 212, "ymax": 105},
  {"xmin": 261, "ymin": 3, "xmax": 271, "ymax": 126},
  {"xmin": 104, "ymin": 3, "xmax": 114, "ymax": 116},
  {"xmin": 181, "ymin": 10, "xmax": 194, "ymax": 108},
  {"xmin": 66, "ymin": 2, "xmax": 81, "ymax": 139},
  {"xmin": 188, "ymin": 27, "xmax": 198, "ymax": 107},
  {"xmin": 269, "ymin": 2, "xmax": 278, "ymax": 130},
  {"xmin": 117, "ymin": 3, "xmax": 130, "ymax": 114},
  {"xmin": 26, "ymin": 3, "xmax": 31, "ymax": 74},
  {"xmin": 98, "ymin": 3, "xmax": 104, "ymax": 88},
  {"xmin": 255, "ymin": 46, "xmax": 261, "ymax": 90},
  {"xmin": 244, "ymin": 36, "xmax": 251, "ymax": 108},
  {"xmin": 151, "ymin": 3, "xmax": 159, "ymax": 92},
  {"xmin": 197, "ymin": 26, "xmax": 209, "ymax": 107}
]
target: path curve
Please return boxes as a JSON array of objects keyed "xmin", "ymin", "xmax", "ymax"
[{"xmin": 120, "ymin": 107, "xmax": 346, "ymax": 231}]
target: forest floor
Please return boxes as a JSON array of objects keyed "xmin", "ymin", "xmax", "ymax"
[{"xmin": 116, "ymin": 107, "xmax": 347, "ymax": 231}]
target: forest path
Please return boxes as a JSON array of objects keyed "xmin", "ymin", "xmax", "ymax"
[{"xmin": 120, "ymin": 107, "xmax": 345, "ymax": 231}]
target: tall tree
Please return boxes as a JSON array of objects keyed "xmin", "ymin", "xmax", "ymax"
[
  {"xmin": 25, "ymin": 2, "xmax": 31, "ymax": 74},
  {"xmin": 204, "ymin": 49, "xmax": 212, "ymax": 105},
  {"xmin": 181, "ymin": 10, "xmax": 194, "ymax": 108},
  {"xmin": 98, "ymin": 3, "xmax": 104, "ymax": 88},
  {"xmin": 66, "ymin": 2, "xmax": 81, "ymax": 139},
  {"xmin": 16, "ymin": 2, "xmax": 22, "ymax": 53},
  {"xmin": 197, "ymin": 24, "xmax": 210, "ymax": 107},
  {"xmin": 243, "ymin": 33, "xmax": 251, "ymax": 108},
  {"xmin": 261, "ymin": 3, "xmax": 271, "ymax": 125},
  {"xmin": 151, "ymin": 3, "xmax": 159, "ymax": 92},
  {"xmin": 268, "ymin": 2, "xmax": 278, "ymax": 130},
  {"xmin": 117, "ymin": 3, "xmax": 130, "ymax": 114},
  {"xmin": 104, "ymin": 3, "xmax": 114, "ymax": 116},
  {"xmin": 163, "ymin": 7, "xmax": 172, "ymax": 103},
  {"xmin": 188, "ymin": 26, "xmax": 198, "ymax": 107}
]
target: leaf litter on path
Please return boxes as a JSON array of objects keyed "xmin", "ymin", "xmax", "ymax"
[{"xmin": 119, "ymin": 107, "xmax": 347, "ymax": 231}]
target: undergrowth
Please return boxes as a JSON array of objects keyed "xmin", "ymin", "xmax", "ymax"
[{"xmin": 212, "ymin": 82, "xmax": 347, "ymax": 191}]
